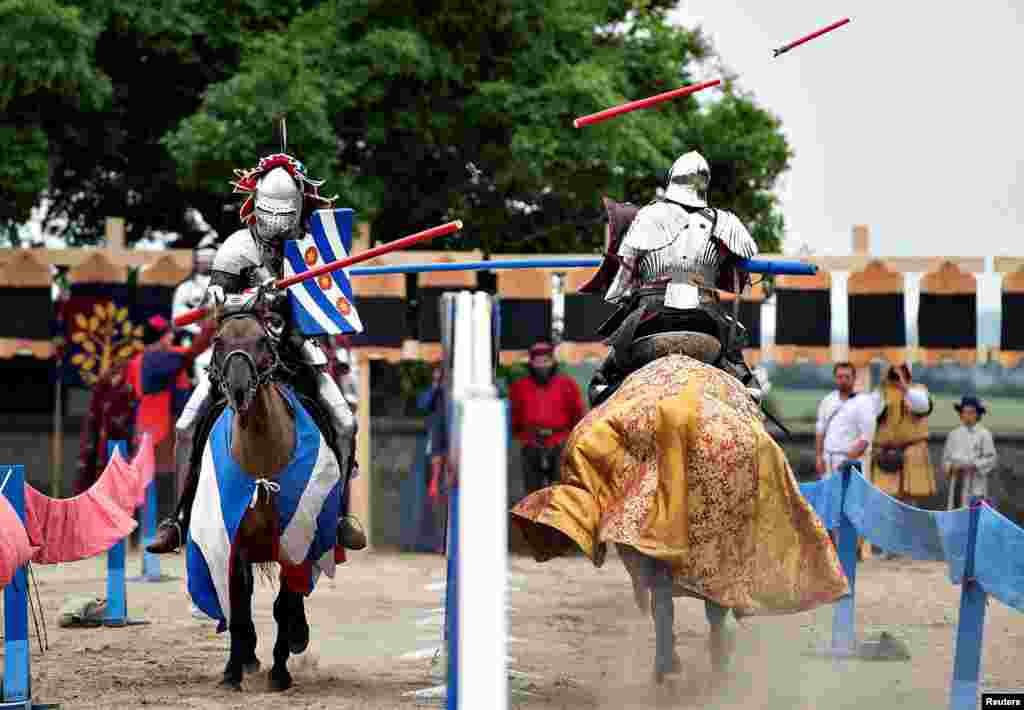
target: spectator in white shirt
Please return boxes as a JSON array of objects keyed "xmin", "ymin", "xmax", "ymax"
[{"xmin": 816, "ymin": 362, "xmax": 876, "ymax": 479}]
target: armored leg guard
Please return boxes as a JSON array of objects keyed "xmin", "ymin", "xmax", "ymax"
[
  {"xmin": 587, "ymin": 348, "xmax": 624, "ymax": 408},
  {"xmin": 316, "ymin": 371, "xmax": 366, "ymax": 550},
  {"xmin": 147, "ymin": 380, "xmax": 212, "ymax": 554}
]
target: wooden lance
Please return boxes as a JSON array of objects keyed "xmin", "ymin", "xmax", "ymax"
[
  {"xmin": 772, "ymin": 18, "xmax": 851, "ymax": 57},
  {"xmin": 573, "ymin": 79, "xmax": 722, "ymax": 128},
  {"xmin": 173, "ymin": 220, "xmax": 464, "ymax": 327}
]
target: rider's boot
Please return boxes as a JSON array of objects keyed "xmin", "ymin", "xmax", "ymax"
[
  {"xmin": 316, "ymin": 370, "xmax": 366, "ymax": 551},
  {"xmin": 147, "ymin": 426, "xmax": 199, "ymax": 553}
]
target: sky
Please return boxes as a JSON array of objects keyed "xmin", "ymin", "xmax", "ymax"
[{"xmin": 667, "ymin": 0, "xmax": 1024, "ymax": 343}]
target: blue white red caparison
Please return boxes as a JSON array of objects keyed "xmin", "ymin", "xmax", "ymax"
[
  {"xmin": 283, "ymin": 208, "xmax": 364, "ymax": 336},
  {"xmin": 186, "ymin": 386, "xmax": 342, "ymax": 631}
]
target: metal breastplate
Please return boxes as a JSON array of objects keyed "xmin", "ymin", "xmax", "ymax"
[{"xmin": 634, "ymin": 210, "xmax": 721, "ymax": 285}]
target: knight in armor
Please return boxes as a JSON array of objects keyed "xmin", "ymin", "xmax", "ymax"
[
  {"xmin": 579, "ymin": 151, "xmax": 762, "ymax": 406},
  {"xmin": 147, "ymin": 153, "xmax": 366, "ymax": 553},
  {"xmin": 172, "ymin": 233, "xmax": 217, "ymax": 389}
]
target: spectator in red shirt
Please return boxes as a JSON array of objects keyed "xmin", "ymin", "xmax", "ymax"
[{"xmin": 508, "ymin": 342, "xmax": 585, "ymax": 496}]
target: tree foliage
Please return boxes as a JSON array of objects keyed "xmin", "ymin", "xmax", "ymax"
[{"xmin": 3, "ymin": 0, "xmax": 790, "ymax": 254}]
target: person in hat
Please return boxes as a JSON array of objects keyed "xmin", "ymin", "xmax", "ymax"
[
  {"xmin": 867, "ymin": 363, "xmax": 936, "ymax": 508},
  {"xmin": 942, "ymin": 395, "xmax": 998, "ymax": 509},
  {"xmin": 126, "ymin": 315, "xmax": 215, "ymax": 479},
  {"xmin": 508, "ymin": 342, "xmax": 585, "ymax": 497}
]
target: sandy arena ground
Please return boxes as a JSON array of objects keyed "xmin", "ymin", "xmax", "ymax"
[{"xmin": 4, "ymin": 547, "xmax": 1023, "ymax": 709}]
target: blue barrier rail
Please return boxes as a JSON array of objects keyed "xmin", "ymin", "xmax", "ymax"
[
  {"xmin": 798, "ymin": 464, "xmax": 1024, "ymax": 710},
  {"xmin": 348, "ymin": 256, "xmax": 817, "ymax": 277},
  {"xmin": 103, "ymin": 441, "xmax": 149, "ymax": 627}
]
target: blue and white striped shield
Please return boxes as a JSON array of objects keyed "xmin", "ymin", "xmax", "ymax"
[{"xmin": 283, "ymin": 208, "xmax": 364, "ymax": 336}]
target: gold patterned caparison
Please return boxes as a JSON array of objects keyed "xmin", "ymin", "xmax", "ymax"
[{"xmin": 510, "ymin": 354, "xmax": 849, "ymax": 618}]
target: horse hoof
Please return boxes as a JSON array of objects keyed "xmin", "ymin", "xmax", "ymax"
[
  {"xmin": 243, "ymin": 658, "xmax": 261, "ymax": 674},
  {"xmin": 267, "ymin": 669, "xmax": 293, "ymax": 692},
  {"xmin": 219, "ymin": 676, "xmax": 243, "ymax": 691},
  {"xmin": 289, "ymin": 622, "xmax": 310, "ymax": 655}
]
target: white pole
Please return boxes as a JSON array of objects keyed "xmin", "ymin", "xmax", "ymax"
[
  {"xmin": 457, "ymin": 398, "xmax": 507, "ymax": 710},
  {"xmin": 453, "ymin": 290, "xmax": 507, "ymax": 710}
]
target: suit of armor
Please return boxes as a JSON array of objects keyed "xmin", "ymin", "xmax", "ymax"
[
  {"xmin": 149, "ymin": 153, "xmax": 365, "ymax": 554},
  {"xmin": 586, "ymin": 151, "xmax": 761, "ymax": 406}
]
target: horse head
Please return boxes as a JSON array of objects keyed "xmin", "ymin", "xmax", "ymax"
[{"xmin": 210, "ymin": 311, "xmax": 281, "ymax": 422}]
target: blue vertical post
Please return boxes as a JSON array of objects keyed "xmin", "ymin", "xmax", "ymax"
[
  {"xmin": 104, "ymin": 441, "xmax": 128, "ymax": 626},
  {"xmin": 139, "ymin": 480, "xmax": 161, "ymax": 580},
  {"xmin": 948, "ymin": 498, "xmax": 988, "ymax": 710},
  {"xmin": 2, "ymin": 465, "xmax": 31, "ymax": 707},
  {"xmin": 831, "ymin": 462, "xmax": 859, "ymax": 655}
]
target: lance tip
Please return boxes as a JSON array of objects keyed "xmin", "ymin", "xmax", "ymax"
[{"xmin": 454, "ymin": 220, "xmax": 464, "ymax": 230}]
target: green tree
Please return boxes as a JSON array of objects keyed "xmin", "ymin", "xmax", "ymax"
[
  {"xmin": 4, "ymin": 0, "xmax": 789, "ymax": 255},
  {"xmin": 0, "ymin": 0, "xmax": 323, "ymax": 245},
  {"xmin": 165, "ymin": 0, "xmax": 790, "ymax": 254}
]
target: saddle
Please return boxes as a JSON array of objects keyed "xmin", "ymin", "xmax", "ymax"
[{"xmin": 588, "ymin": 290, "xmax": 732, "ymax": 407}]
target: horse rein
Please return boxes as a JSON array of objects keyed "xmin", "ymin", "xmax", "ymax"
[{"xmin": 208, "ymin": 313, "xmax": 283, "ymax": 414}]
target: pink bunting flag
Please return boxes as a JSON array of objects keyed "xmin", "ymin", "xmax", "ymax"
[
  {"xmin": 23, "ymin": 482, "xmax": 138, "ymax": 565},
  {"xmin": 0, "ymin": 493, "xmax": 37, "ymax": 588},
  {"xmin": 130, "ymin": 433, "xmax": 157, "ymax": 508}
]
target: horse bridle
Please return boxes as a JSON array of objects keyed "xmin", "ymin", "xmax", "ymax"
[{"xmin": 208, "ymin": 313, "xmax": 283, "ymax": 414}]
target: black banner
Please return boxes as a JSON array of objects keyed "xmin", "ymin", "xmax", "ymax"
[
  {"xmin": 1001, "ymin": 293, "xmax": 1024, "ymax": 351},
  {"xmin": 775, "ymin": 289, "xmax": 831, "ymax": 347},
  {"xmin": 349, "ymin": 297, "xmax": 409, "ymax": 347},
  {"xmin": 416, "ymin": 287, "xmax": 448, "ymax": 343},
  {"xmin": 0, "ymin": 286, "xmax": 53, "ymax": 341},
  {"xmin": 918, "ymin": 293, "xmax": 976, "ymax": 349},
  {"xmin": 499, "ymin": 299, "xmax": 552, "ymax": 350},
  {"xmin": 848, "ymin": 293, "xmax": 906, "ymax": 348}
]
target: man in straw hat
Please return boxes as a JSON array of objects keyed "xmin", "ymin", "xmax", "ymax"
[{"xmin": 942, "ymin": 395, "xmax": 998, "ymax": 509}]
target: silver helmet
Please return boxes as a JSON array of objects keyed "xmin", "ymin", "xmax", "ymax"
[
  {"xmin": 664, "ymin": 151, "xmax": 710, "ymax": 207},
  {"xmin": 252, "ymin": 166, "xmax": 302, "ymax": 247}
]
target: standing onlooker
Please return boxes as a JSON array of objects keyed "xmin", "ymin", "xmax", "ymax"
[
  {"xmin": 172, "ymin": 238, "xmax": 216, "ymax": 389},
  {"xmin": 868, "ymin": 363, "xmax": 936, "ymax": 506},
  {"xmin": 815, "ymin": 362, "xmax": 876, "ymax": 479},
  {"xmin": 508, "ymin": 342, "xmax": 586, "ymax": 497},
  {"xmin": 416, "ymin": 364, "xmax": 448, "ymax": 553},
  {"xmin": 75, "ymin": 358, "xmax": 136, "ymax": 495},
  {"xmin": 943, "ymin": 396, "xmax": 998, "ymax": 509},
  {"xmin": 127, "ymin": 316, "xmax": 213, "ymax": 492}
]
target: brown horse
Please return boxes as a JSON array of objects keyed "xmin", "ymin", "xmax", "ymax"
[{"xmin": 208, "ymin": 312, "xmax": 321, "ymax": 692}]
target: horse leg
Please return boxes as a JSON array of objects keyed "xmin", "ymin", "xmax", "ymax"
[
  {"xmin": 221, "ymin": 560, "xmax": 257, "ymax": 690},
  {"xmin": 616, "ymin": 543, "xmax": 651, "ymax": 613},
  {"xmin": 650, "ymin": 559, "xmax": 677, "ymax": 684},
  {"xmin": 238, "ymin": 562, "xmax": 260, "ymax": 675},
  {"xmin": 269, "ymin": 583, "xmax": 308, "ymax": 692},
  {"xmin": 705, "ymin": 599, "xmax": 733, "ymax": 673}
]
